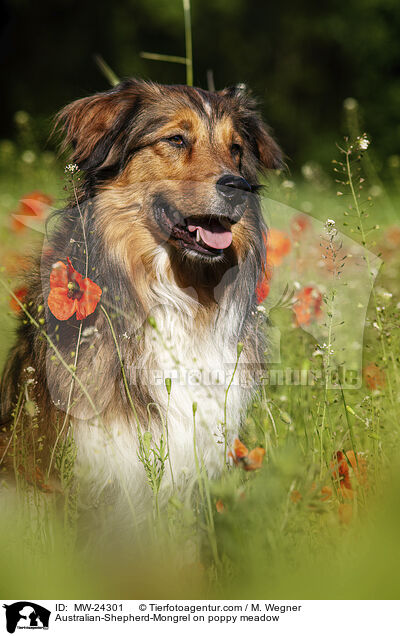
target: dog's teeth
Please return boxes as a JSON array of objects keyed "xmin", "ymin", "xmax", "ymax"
[{"xmin": 196, "ymin": 229, "xmax": 200, "ymax": 242}]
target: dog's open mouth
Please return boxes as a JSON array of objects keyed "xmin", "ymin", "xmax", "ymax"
[{"xmin": 154, "ymin": 201, "xmax": 233, "ymax": 257}]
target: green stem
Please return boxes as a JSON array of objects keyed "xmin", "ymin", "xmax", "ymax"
[
  {"xmin": 192, "ymin": 403, "xmax": 205, "ymax": 502},
  {"xmin": 164, "ymin": 381, "xmax": 175, "ymax": 490},
  {"xmin": 94, "ymin": 54, "xmax": 120, "ymax": 87},
  {"xmin": 140, "ymin": 52, "xmax": 188, "ymax": 65},
  {"xmin": 345, "ymin": 148, "xmax": 394, "ymax": 403},
  {"xmin": 183, "ymin": 0, "xmax": 193, "ymax": 85},
  {"xmin": 339, "ymin": 382, "xmax": 358, "ymax": 464}
]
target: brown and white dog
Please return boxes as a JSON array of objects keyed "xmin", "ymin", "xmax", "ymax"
[{"xmin": 0, "ymin": 79, "xmax": 281, "ymax": 515}]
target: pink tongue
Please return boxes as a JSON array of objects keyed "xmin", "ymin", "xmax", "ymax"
[{"xmin": 187, "ymin": 220, "xmax": 232, "ymax": 250}]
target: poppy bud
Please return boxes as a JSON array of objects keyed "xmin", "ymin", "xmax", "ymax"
[
  {"xmin": 24, "ymin": 400, "xmax": 36, "ymax": 417},
  {"xmin": 143, "ymin": 431, "xmax": 152, "ymax": 451}
]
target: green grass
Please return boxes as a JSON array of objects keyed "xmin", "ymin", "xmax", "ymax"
[{"xmin": 1, "ymin": 121, "xmax": 400, "ymax": 600}]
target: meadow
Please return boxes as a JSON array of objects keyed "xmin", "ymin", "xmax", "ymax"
[{"xmin": 0, "ymin": 105, "xmax": 400, "ymax": 600}]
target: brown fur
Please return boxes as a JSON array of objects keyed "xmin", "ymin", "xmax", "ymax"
[{"xmin": 0, "ymin": 79, "xmax": 281, "ymax": 491}]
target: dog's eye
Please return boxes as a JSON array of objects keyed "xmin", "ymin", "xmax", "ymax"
[
  {"xmin": 166, "ymin": 135, "xmax": 186, "ymax": 148},
  {"xmin": 231, "ymin": 143, "xmax": 242, "ymax": 159}
]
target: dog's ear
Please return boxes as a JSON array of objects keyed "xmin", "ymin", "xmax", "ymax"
[
  {"xmin": 55, "ymin": 80, "xmax": 142, "ymax": 172},
  {"xmin": 247, "ymin": 116, "xmax": 283, "ymax": 171},
  {"xmin": 219, "ymin": 85, "xmax": 284, "ymax": 172}
]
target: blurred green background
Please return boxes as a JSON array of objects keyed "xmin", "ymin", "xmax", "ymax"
[
  {"xmin": 1, "ymin": 0, "xmax": 400, "ymax": 171},
  {"xmin": 1, "ymin": 0, "xmax": 400, "ymax": 602}
]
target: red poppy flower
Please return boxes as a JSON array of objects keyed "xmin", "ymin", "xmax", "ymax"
[
  {"xmin": 290, "ymin": 489, "xmax": 302, "ymax": 503},
  {"xmin": 385, "ymin": 226, "xmax": 400, "ymax": 248},
  {"xmin": 256, "ymin": 261, "xmax": 272, "ymax": 304},
  {"xmin": 331, "ymin": 450, "xmax": 352, "ymax": 495},
  {"xmin": 363, "ymin": 363, "xmax": 385, "ymax": 390},
  {"xmin": 215, "ymin": 499, "xmax": 225, "ymax": 513},
  {"xmin": 11, "ymin": 191, "xmax": 53, "ymax": 232},
  {"xmin": 331, "ymin": 450, "xmax": 368, "ymax": 525},
  {"xmin": 229, "ymin": 438, "xmax": 265, "ymax": 471},
  {"xmin": 293, "ymin": 286, "xmax": 323, "ymax": 326},
  {"xmin": 18, "ymin": 464, "xmax": 54, "ymax": 493},
  {"xmin": 47, "ymin": 258, "xmax": 102, "ymax": 320},
  {"xmin": 256, "ymin": 277, "xmax": 270, "ymax": 303},
  {"xmin": 331, "ymin": 450, "xmax": 368, "ymax": 501},
  {"xmin": 290, "ymin": 213, "xmax": 311, "ymax": 239},
  {"xmin": 3, "ymin": 251, "xmax": 30, "ymax": 275},
  {"xmin": 10, "ymin": 286, "xmax": 28, "ymax": 314},
  {"xmin": 255, "ymin": 230, "xmax": 274, "ymax": 304},
  {"xmin": 345, "ymin": 450, "xmax": 368, "ymax": 487},
  {"xmin": 266, "ymin": 228, "xmax": 292, "ymax": 267}
]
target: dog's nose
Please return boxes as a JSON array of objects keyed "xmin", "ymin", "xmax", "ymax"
[{"xmin": 216, "ymin": 174, "xmax": 252, "ymax": 206}]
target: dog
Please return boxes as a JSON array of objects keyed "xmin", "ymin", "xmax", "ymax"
[{"xmin": 0, "ymin": 79, "xmax": 281, "ymax": 517}]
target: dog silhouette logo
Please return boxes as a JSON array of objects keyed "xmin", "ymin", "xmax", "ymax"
[{"xmin": 2, "ymin": 602, "xmax": 50, "ymax": 633}]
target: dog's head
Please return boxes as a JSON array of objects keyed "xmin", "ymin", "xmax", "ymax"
[{"xmin": 57, "ymin": 79, "xmax": 282, "ymax": 289}]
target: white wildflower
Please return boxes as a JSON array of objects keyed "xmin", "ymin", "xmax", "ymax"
[
  {"xmin": 343, "ymin": 97, "xmax": 358, "ymax": 111},
  {"xmin": 14, "ymin": 110, "xmax": 30, "ymax": 125},
  {"xmin": 357, "ymin": 134, "xmax": 370, "ymax": 152},
  {"xmin": 65, "ymin": 163, "xmax": 79, "ymax": 174},
  {"xmin": 369, "ymin": 185, "xmax": 382, "ymax": 197},
  {"xmin": 22, "ymin": 150, "xmax": 36, "ymax": 164},
  {"xmin": 324, "ymin": 218, "xmax": 337, "ymax": 237},
  {"xmin": 82, "ymin": 326, "xmax": 98, "ymax": 338},
  {"xmin": 282, "ymin": 179, "xmax": 295, "ymax": 189}
]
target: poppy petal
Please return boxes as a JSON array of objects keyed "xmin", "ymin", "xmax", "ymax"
[
  {"xmin": 75, "ymin": 277, "xmax": 102, "ymax": 320},
  {"xmin": 233, "ymin": 438, "xmax": 248, "ymax": 459},
  {"xmin": 47, "ymin": 289, "xmax": 76, "ymax": 320},
  {"xmin": 10, "ymin": 286, "xmax": 28, "ymax": 313},
  {"xmin": 267, "ymin": 228, "xmax": 292, "ymax": 267},
  {"xmin": 215, "ymin": 499, "xmax": 225, "ymax": 513},
  {"xmin": 256, "ymin": 277, "xmax": 270, "ymax": 304},
  {"xmin": 50, "ymin": 262, "xmax": 69, "ymax": 289},
  {"xmin": 66, "ymin": 257, "xmax": 84, "ymax": 287},
  {"xmin": 245, "ymin": 447, "xmax": 265, "ymax": 470}
]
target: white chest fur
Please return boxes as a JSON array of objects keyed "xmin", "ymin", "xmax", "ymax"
[{"xmin": 73, "ymin": 249, "xmax": 255, "ymax": 516}]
